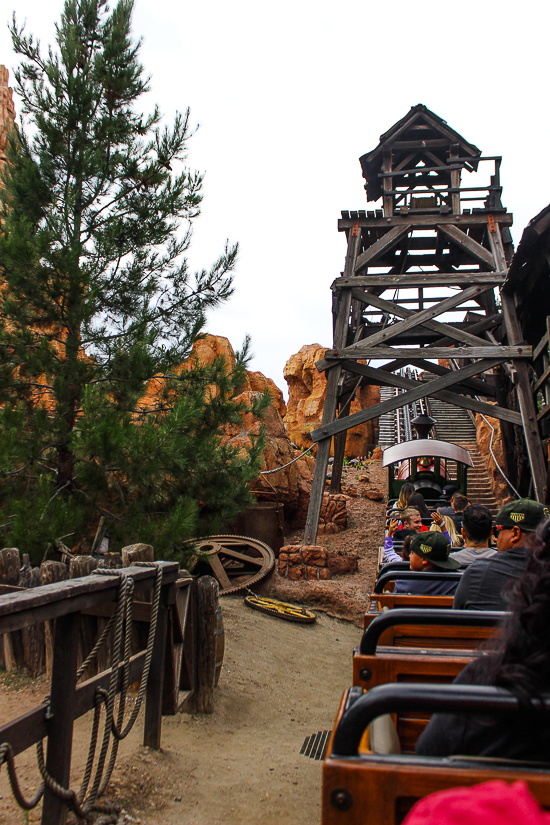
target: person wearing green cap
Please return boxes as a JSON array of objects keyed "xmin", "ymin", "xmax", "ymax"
[
  {"xmin": 392, "ymin": 531, "xmax": 461, "ymax": 595},
  {"xmin": 453, "ymin": 498, "xmax": 549, "ymax": 611}
]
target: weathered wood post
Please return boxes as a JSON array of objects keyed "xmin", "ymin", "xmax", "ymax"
[
  {"xmin": 143, "ymin": 568, "xmax": 175, "ymax": 749},
  {"xmin": 195, "ymin": 576, "xmax": 219, "ymax": 713},
  {"xmin": 41, "ymin": 611, "xmax": 80, "ymax": 825}
]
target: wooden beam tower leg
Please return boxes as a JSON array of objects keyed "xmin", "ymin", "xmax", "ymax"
[
  {"xmin": 304, "ymin": 367, "xmax": 339, "ymax": 545},
  {"xmin": 41, "ymin": 613, "xmax": 80, "ymax": 825}
]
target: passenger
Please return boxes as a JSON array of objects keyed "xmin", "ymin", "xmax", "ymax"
[
  {"xmin": 385, "ymin": 509, "xmax": 452, "ymax": 563},
  {"xmin": 384, "ymin": 508, "xmax": 423, "ymax": 562},
  {"xmin": 395, "ymin": 482, "xmax": 415, "ymax": 510},
  {"xmin": 453, "ymin": 499, "xmax": 547, "ymax": 611},
  {"xmin": 450, "ymin": 504, "xmax": 496, "ymax": 565},
  {"xmin": 430, "ymin": 515, "xmax": 461, "ymax": 548},
  {"xmin": 417, "ymin": 516, "xmax": 550, "ymax": 760},
  {"xmin": 395, "ymin": 483, "xmax": 432, "ymax": 520},
  {"xmin": 392, "ymin": 532, "xmax": 460, "ymax": 595},
  {"xmin": 438, "ymin": 492, "xmax": 469, "ymax": 531}
]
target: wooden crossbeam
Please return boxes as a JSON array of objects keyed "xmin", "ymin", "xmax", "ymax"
[
  {"xmin": 350, "ymin": 288, "xmax": 493, "ymax": 348},
  {"xmin": 310, "ymin": 359, "xmax": 521, "ymax": 443},
  {"xmin": 407, "ymin": 358, "xmax": 495, "ymax": 397},
  {"xmin": 323, "ymin": 345, "xmax": 530, "ymax": 361},
  {"xmin": 340, "ymin": 359, "xmax": 500, "ymax": 403},
  {"xmin": 338, "ymin": 213, "xmax": 513, "ymax": 231},
  {"xmin": 340, "ymin": 285, "xmax": 495, "ymax": 354},
  {"xmin": 353, "ymin": 225, "xmax": 411, "ymax": 272},
  {"xmin": 333, "ymin": 272, "xmax": 506, "ymax": 289},
  {"xmin": 437, "ymin": 224, "xmax": 496, "ymax": 270}
]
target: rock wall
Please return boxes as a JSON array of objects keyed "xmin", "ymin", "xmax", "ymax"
[
  {"xmin": 283, "ymin": 344, "xmax": 380, "ymax": 458},
  {"xmin": 187, "ymin": 335, "xmax": 313, "ymax": 526},
  {"xmin": 0, "ymin": 66, "xmax": 15, "ymax": 181},
  {"xmin": 475, "ymin": 412, "xmax": 508, "ymax": 505}
]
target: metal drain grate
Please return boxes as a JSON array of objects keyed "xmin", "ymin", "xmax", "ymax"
[{"xmin": 300, "ymin": 730, "xmax": 330, "ymax": 760}]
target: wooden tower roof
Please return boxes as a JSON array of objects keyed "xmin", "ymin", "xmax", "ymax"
[{"xmin": 360, "ymin": 104, "xmax": 481, "ymax": 203}]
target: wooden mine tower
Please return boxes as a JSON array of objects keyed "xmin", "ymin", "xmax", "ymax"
[{"xmin": 304, "ymin": 104, "xmax": 546, "ymax": 545}]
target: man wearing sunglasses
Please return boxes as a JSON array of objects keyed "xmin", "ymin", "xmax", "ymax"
[{"xmin": 453, "ymin": 499, "xmax": 548, "ymax": 611}]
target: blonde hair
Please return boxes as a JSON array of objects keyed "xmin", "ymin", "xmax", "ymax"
[
  {"xmin": 430, "ymin": 516, "xmax": 460, "ymax": 546},
  {"xmin": 396, "ymin": 483, "xmax": 415, "ymax": 510},
  {"xmin": 401, "ymin": 508, "xmax": 420, "ymax": 525}
]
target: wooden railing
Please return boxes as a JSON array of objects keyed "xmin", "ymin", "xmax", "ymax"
[{"xmin": 0, "ymin": 562, "xmax": 180, "ymax": 825}]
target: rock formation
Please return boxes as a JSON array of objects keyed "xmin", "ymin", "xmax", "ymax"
[
  {"xmin": 0, "ymin": 66, "xmax": 15, "ymax": 180},
  {"xmin": 475, "ymin": 412, "xmax": 508, "ymax": 505},
  {"xmin": 318, "ymin": 492, "xmax": 349, "ymax": 534},
  {"xmin": 179, "ymin": 335, "xmax": 313, "ymax": 526},
  {"xmin": 284, "ymin": 344, "xmax": 380, "ymax": 458}
]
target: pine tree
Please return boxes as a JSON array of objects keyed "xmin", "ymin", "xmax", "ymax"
[{"xmin": 0, "ymin": 0, "xmax": 268, "ymax": 563}]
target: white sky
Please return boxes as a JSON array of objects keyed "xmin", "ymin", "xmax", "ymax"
[{"xmin": 1, "ymin": 0, "xmax": 549, "ymax": 398}]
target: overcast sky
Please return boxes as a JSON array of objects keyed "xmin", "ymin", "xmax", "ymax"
[{"xmin": 1, "ymin": 1, "xmax": 549, "ymax": 398}]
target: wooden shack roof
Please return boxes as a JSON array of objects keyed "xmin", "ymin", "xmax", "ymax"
[
  {"xmin": 503, "ymin": 203, "xmax": 550, "ymax": 347},
  {"xmin": 359, "ymin": 104, "xmax": 481, "ymax": 202}
]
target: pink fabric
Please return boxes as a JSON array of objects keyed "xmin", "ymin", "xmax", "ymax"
[{"xmin": 402, "ymin": 781, "xmax": 550, "ymax": 825}]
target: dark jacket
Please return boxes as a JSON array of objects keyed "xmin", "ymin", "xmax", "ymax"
[
  {"xmin": 394, "ymin": 576, "xmax": 459, "ymax": 596},
  {"xmin": 416, "ymin": 660, "xmax": 550, "ymax": 761},
  {"xmin": 453, "ymin": 545, "xmax": 527, "ymax": 611}
]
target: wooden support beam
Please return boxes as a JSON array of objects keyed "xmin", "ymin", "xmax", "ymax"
[
  {"xmin": 333, "ymin": 272, "xmax": 506, "ymax": 289},
  {"xmin": 310, "ymin": 359, "xmax": 520, "ymax": 442},
  {"xmin": 338, "ymin": 213, "xmax": 513, "ymax": 231},
  {"xmin": 341, "ymin": 285, "xmax": 494, "ymax": 353},
  {"xmin": 41, "ymin": 613, "xmax": 80, "ymax": 825},
  {"xmin": 353, "ymin": 225, "xmax": 411, "ymax": 272},
  {"xmin": 304, "ymin": 230, "xmax": 361, "ymax": 546},
  {"xmin": 322, "ymin": 345, "xmax": 530, "ymax": 363},
  {"xmin": 437, "ymin": 224, "xmax": 496, "ymax": 270},
  {"xmin": 350, "ymin": 288, "xmax": 494, "ymax": 349},
  {"xmin": 408, "ymin": 358, "xmax": 495, "ymax": 397},
  {"xmin": 533, "ymin": 331, "xmax": 549, "ymax": 362},
  {"xmin": 488, "ymin": 219, "xmax": 547, "ymax": 499},
  {"xmin": 500, "ymin": 290, "xmax": 547, "ymax": 501}
]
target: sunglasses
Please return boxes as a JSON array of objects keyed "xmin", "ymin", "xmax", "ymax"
[{"xmin": 492, "ymin": 524, "xmax": 508, "ymax": 537}]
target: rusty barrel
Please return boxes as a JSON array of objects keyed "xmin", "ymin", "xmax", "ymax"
[{"xmin": 233, "ymin": 502, "xmax": 285, "ymax": 557}]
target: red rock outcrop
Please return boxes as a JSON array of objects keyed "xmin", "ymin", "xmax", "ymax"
[
  {"xmin": 283, "ymin": 344, "xmax": 380, "ymax": 458},
  {"xmin": 182, "ymin": 335, "xmax": 312, "ymax": 526},
  {"xmin": 475, "ymin": 412, "xmax": 508, "ymax": 505},
  {"xmin": 278, "ymin": 545, "xmax": 331, "ymax": 581},
  {"xmin": 318, "ymin": 492, "xmax": 349, "ymax": 534},
  {"xmin": 0, "ymin": 66, "xmax": 15, "ymax": 180}
]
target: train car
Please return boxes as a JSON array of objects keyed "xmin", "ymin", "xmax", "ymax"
[{"xmin": 384, "ymin": 439, "xmax": 473, "ymax": 504}]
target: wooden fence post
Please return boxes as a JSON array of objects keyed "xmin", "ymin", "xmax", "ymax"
[
  {"xmin": 195, "ymin": 576, "xmax": 219, "ymax": 714},
  {"xmin": 143, "ymin": 574, "xmax": 173, "ymax": 750},
  {"xmin": 41, "ymin": 611, "xmax": 80, "ymax": 825}
]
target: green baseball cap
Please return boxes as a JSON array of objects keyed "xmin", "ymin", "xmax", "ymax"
[
  {"xmin": 495, "ymin": 498, "xmax": 549, "ymax": 532},
  {"xmin": 410, "ymin": 531, "xmax": 460, "ymax": 570}
]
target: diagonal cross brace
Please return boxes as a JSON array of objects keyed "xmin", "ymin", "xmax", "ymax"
[
  {"xmin": 341, "ymin": 284, "xmax": 493, "ymax": 354},
  {"xmin": 309, "ymin": 358, "xmax": 520, "ymax": 443},
  {"xmin": 437, "ymin": 224, "xmax": 497, "ymax": 269},
  {"xmin": 335, "ymin": 360, "xmax": 520, "ymax": 425},
  {"xmin": 353, "ymin": 224, "xmax": 411, "ymax": 272},
  {"xmin": 351, "ymin": 288, "xmax": 494, "ymax": 348}
]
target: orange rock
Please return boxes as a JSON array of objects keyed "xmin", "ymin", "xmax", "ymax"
[
  {"xmin": 283, "ymin": 344, "xmax": 380, "ymax": 458},
  {"xmin": 366, "ymin": 488, "xmax": 384, "ymax": 501},
  {"xmin": 371, "ymin": 447, "xmax": 383, "ymax": 461},
  {"xmin": 475, "ymin": 411, "xmax": 508, "ymax": 505},
  {"xmin": 301, "ymin": 547, "xmax": 328, "ymax": 566},
  {"xmin": 287, "ymin": 566, "xmax": 305, "ymax": 581},
  {"xmin": 306, "ymin": 566, "xmax": 319, "ymax": 580},
  {"xmin": 329, "ymin": 552, "xmax": 359, "ymax": 576},
  {"xmin": 177, "ymin": 337, "xmax": 312, "ymax": 528},
  {"xmin": 318, "ymin": 568, "xmax": 331, "ymax": 581}
]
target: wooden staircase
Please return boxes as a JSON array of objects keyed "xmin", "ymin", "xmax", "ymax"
[{"xmin": 427, "ymin": 397, "xmax": 499, "ymax": 515}]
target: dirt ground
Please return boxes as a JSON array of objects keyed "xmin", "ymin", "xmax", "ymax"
[{"xmin": 0, "ymin": 462, "xmax": 387, "ymax": 825}]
